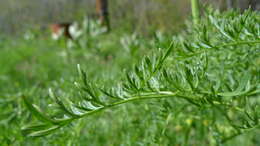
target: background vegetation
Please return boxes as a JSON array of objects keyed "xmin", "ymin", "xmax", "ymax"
[{"xmin": 1, "ymin": 0, "xmax": 259, "ymax": 35}]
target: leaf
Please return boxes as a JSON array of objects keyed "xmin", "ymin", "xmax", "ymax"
[
  {"xmin": 125, "ymin": 73, "xmax": 139, "ymax": 90},
  {"xmin": 217, "ymin": 91, "xmax": 248, "ymax": 97},
  {"xmin": 185, "ymin": 67, "xmax": 195, "ymax": 91},
  {"xmin": 156, "ymin": 42, "xmax": 174, "ymax": 71},
  {"xmin": 22, "ymin": 96, "xmax": 57, "ymax": 124},
  {"xmin": 148, "ymin": 77, "xmax": 160, "ymax": 90},
  {"xmin": 183, "ymin": 42, "xmax": 195, "ymax": 53},
  {"xmin": 21, "ymin": 124, "xmax": 54, "ymax": 136},
  {"xmin": 236, "ymin": 72, "xmax": 251, "ymax": 92},
  {"xmin": 134, "ymin": 65, "xmax": 144, "ymax": 81},
  {"xmin": 81, "ymin": 101, "xmax": 100, "ymax": 110},
  {"xmin": 99, "ymin": 88, "xmax": 122, "ymax": 100},
  {"xmin": 74, "ymin": 104, "xmax": 93, "ymax": 111},
  {"xmin": 22, "ymin": 124, "xmax": 61, "ymax": 137},
  {"xmin": 49, "ymin": 89, "xmax": 80, "ymax": 118},
  {"xmin": 209, "ymin": 15, "xmax": 234, "ymax": 41},
  {"xmin": 144, "ymin": 56, "xmax": 152, "ymax": 72},
  {"xmin": 217, "ymin": 72, "xmax": 252, "ymax": 97}
]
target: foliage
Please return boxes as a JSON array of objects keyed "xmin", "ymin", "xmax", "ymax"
[{"xmin": 14, "ymin": 9, "xmax": 260, "ymax": 145}]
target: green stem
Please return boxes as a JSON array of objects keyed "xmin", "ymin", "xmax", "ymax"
[
  {"xmin": 176, "ymin": 40, "xmax": 260, "ymax": 60},
  {"xmin": 56, "ymin": 91, "xmax": 180, "ymax": 125},
  {"xmin": 191, "ymin": 0, "xmax": 200, "ymax": 25},
  {"xmin": 82, "ymin": 91, "xmax": 179, "ymax": 117}
]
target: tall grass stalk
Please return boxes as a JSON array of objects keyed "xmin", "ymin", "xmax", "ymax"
[{"xmin": 191, "ymin": 0, "xmax": 200, "ymax": 25}]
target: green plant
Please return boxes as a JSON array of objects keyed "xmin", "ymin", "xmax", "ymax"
[{"xmin": 21, "ymin": 9, "xmax": 260, "ymax": 145}]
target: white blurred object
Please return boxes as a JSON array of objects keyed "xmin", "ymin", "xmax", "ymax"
[
  {"xmin": 52, "ymin": 29, "xmax": 64, "ymax": 40},
  {"xmin": 69, "ymin": 22, "xmax": 83, "ymax": 39}
]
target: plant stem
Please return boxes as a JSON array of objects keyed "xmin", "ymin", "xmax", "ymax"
[
  {"xmin": 176, "ymin": 40, "xmax": 260, "ymax": 60},
  {"xmin": 56, "ymin": 91, "xmax": 180, "ymax": 124},
  {"xmin": 191, "ymin": 0, "xmax": 200, "ymax": 25},
  {"xmin": 82, "ymin": 91, "xmax": 180, "ymax": 117}
]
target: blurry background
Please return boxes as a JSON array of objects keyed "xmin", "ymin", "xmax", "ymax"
[{"xmin": 0, "ymin": 0, "xmax": 259, "ymax": 36}]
